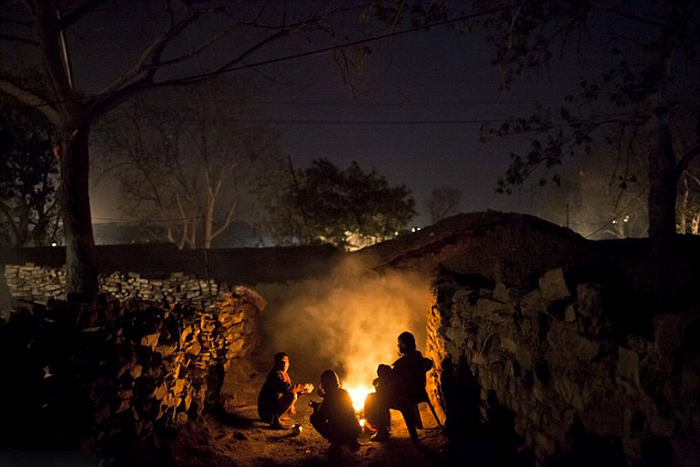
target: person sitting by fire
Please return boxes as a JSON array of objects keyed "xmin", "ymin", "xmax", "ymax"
[
  {"xmin": 364, "ymin": 331, "xmax": 433, "ymax": 443},
  {"xmin": 257, "ymin": 352, "xmax": 313, "ymax": 429},
  {"xmin": 309, "ymin": 370, "xmax": 361, "ymax": 450},
  {"xmin": 364, "ymin": 364, "xmax": 393, "ymax": 432}
]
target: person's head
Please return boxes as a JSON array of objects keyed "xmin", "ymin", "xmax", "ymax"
[
  {"xmin": 274, "ymin": 352, "xmax": 290, "ymax": 372},
  {"xmin": 377, "ymin": 364, "xmax": 392, "ymax": 379},
  {"xmin": 320, "ymin": 370, "xmax": 340, "ymax": 393},
  {"xmin": 398, "ymin": 331, "xmax": 416, "ymax": 355}
]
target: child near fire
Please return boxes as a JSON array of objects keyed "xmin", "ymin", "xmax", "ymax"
[
  {"xmin": 364, "ymin": 364, "xmax": 393, "ymax": 432},
  {"xmin": 309, "ymin": 370, "xmax": 361, "ymax": 450}
]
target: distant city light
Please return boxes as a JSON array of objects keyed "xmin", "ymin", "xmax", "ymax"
[{"xmin": 51, "ymin": 242, "xmax": 57, "ymax": 247}]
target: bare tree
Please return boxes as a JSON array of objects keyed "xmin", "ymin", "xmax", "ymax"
[
  {"xmin": 470, "ymin": 1, "xmax": 700, "ymax": 260},
  {"xmin": 425, "ymin": 185, "xmax": 461, "ymax": 225},
  {"xmin": 533, "ymin": 140, "xmax": 649, "ymax": 240},
  {"xmin": 0, "ymin": 0, "xmax": 367, "ymax": 298},
  {"xmin": 95, "ymin": 79, "xmax": 279, "ymax": 249}
]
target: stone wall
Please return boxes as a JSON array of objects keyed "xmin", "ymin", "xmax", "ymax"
[
  {"xmin": 0, "ymin": 288, "xmax": 266, "ymax": 463},
  {"xmin": 428, "ymin": 267, "xmax": 700, "ymax": 466},
  {"xmin": 4, "ymin": 263, "xmax": 222, "ymax": 305}
]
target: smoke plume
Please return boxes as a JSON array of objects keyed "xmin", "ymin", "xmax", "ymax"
[{"xmin": 256, "ymin": 259, "xmax": 431, "ymax": 389}]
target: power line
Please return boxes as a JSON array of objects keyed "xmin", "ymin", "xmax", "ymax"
[
  {"xmin": 246, "ymin": 97, "xmax": 570, "ymax": 107},
  {"xmin": 12, "ymin": 4, "xmax": 517, "ymax": 109}
]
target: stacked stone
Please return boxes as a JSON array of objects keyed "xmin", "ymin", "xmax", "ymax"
[
  {"xmin": 3, "ymin": 263, "xmax": 66, "ymax": 301},
  {"xmin": 3, "ymin": 264, "xmax": 220, "ymax": 305},
  {"xmin": 0, "ymin": 289, "xmax": 265, "ymax": 463},
  {"xmin": 99, "ymin": 271, "xmax": 219, "ymax": 304},
  {"xmin": 429, "ymin": 268, "xmax": 700, "ymax": 465}
]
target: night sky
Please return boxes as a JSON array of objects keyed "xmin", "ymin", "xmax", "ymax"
[
  {"xmin": 253, "ymin": 26, "xmax": 565, "ymax": 225},
  {"xmin": 74, "ymin": 1, "xmax": 593, "ymax": 230},
  {"xmin": 3, "ymin": 1, "xmax": 664, "ymax": 232}
]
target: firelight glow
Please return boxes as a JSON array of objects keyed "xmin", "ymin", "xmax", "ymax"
[{"xmin": 346, "ymin": 385, "xmax": 373, "ymax": 413}]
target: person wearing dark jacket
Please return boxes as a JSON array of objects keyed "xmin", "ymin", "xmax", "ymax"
[
  {"xmin": 258, "ymin": 352, "xmax": 313, "ymax": 429},
  {"xmin": 309, "ymin": 370, "xmax": 361, "ymax": 450},
  {"xmin": 365, "ymin": 331, "xmax": 433, "ymax": 443}
]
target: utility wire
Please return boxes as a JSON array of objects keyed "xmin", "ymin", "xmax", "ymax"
[
  {"xmin": 245, "ymin": 97, "xmax": 571, "ymax": 107},
  {"xmin": 14, "ymin": 4, "xmax": 517, "ymax": 109}
]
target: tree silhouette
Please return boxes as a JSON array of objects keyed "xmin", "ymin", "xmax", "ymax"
[
  {"xmin": 266, "ymin": 158, "xmax": 416, "ymax": 250},
  {"xmin": 0, "ymin": 1, "xmax": 368, "ymax": 298},
  {"xmin": 426, "ymin": 185, "xmax": 462, "ymax": 225},
  {"xmin": 0, "ymin": 95, "xmax": 59, "ymax": 247}
]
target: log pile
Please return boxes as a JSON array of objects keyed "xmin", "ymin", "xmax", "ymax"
[{"xmin": 0, "ymin": 288, "xmax": 265, "ymax": 463}]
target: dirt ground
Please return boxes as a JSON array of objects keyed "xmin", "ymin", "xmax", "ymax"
[{"xmin": 171, "ymin": 360, "xmax": 449, "ymax": 467}]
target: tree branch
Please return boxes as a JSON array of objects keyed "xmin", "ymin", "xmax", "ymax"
[
  {"xmin": 212, "ymin": 199, "xmax": 239, "ymax": 239},
  {"xmin": 677, "ymin": 143, "xmax": 700, "ymax": 175},
  {"xmin": 214, "ymin": 28, "xmax": 289, "ymax": 74},
  {"xmin": 88, "ymin": 25, "xmax": 291, "ymax": 120},
  {"xmin": 88, "ymin": 77, "xmax": 154, "ymax": 121},
  {"xmin": 33, "ymin": 1, "xmax": 77, "ymax": 119},
  {"xmin": 140, "ymin": 22, "xmax": 241, "ymax": 70},
  {"xmin": 58, "ymin": 0, "xmax": 108, "ymax": 30},
  {"xmin": 0, "ymin": 76, "xmax": 60, "ymax": 125},
  {"xmin": 97, "ymin": 11, "xmax": 202, "ymax": 97},
  {"xmin": 0, "ymin": 33, "xmax": 38, "ymax": 46},
  {"xmin": 0, "ymin": 200, "xmax": 21, "ymax": 243},
  {"xmin": 0, "ymin": 16, "xmax": 34, "ymax": 27},
  {"xmin": 587, "ymin": 1, "xmax": 666, "ymax": 29}
]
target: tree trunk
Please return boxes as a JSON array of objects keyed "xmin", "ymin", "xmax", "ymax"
[
  {"xmin": 60, "ymin": 125, "xmax": 98, "ymax": 299},
  {"xmin": 648, "ymin": 116, "xmax": 677, "ymax": 244},
  {"xmin": 204, "ymin": 196, "xmax": 214, "ymax": 249},
  {"xmin": 679, "ymin": 175, "xmax": 689, "ymax": 233},
  {"xmin": 647, "ymin": 113, "xmax": 678, "ymax": 302}
]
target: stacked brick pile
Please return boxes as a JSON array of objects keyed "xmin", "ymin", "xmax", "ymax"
[
  {"xmin": 3, "ymin": 264, "xmax": 220, "ymax": 305},
  {"xmin": 3, "ymin": 263, "xmax": 64, "ymax": 301},
  {"xmin": 0, "ymin": 288, "xmax": 265, "ymax": 463}
]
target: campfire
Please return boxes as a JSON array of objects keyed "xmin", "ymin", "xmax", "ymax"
[{"xmin": 345, "ymin": 384, "xmax": 373, "ymax": 428}]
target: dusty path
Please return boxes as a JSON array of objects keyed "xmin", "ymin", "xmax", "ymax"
[{"xmin": 171, "ymin": 360, "xmax": 448, "ymax": 467}]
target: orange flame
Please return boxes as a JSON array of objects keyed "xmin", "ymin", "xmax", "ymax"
[{"xmin": 345, "ymin": 385, "xmax": 372, "ymax": 413}]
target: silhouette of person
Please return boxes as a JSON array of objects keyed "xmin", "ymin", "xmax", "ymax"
[
  {"xmin": 364, "ymin": 364, "xmax": 392, "ymax": 431},
  {"xmin": 257, "ymin": 352, "xmax": 313, "ymax": 429},
  {"xmin": 309, "ymin": 370, "xmax": 361, "ymax": 450},
  {"xmin": 365, "ymin": 331, "xmax": 433, "ymax": 443}
]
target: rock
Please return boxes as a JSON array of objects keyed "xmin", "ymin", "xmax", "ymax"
[
  {"xmin": 540, "ymin": 268, "xmax": 570, "ymax": 302},
  {"xmin": 501, "ymin": 337, "xmax": 518, "ymax": 355},
  {"xmin": 521, "ymin": 289, "xmax": 545, "ymax": 318},
  {"xmin": 141, "ymin": 333, "xmax": 160, "ymax": 351},
  {"xmin": 577, "ymin": 283, "xmax": 602, "ymax": 319},
  {"xmin": 564, "ymin": 304, "xmax": 577, "ymax": 322},
  {"xmin": 653, "ymin": 313, "xmax": 683, "ymax": 354},
  {"xmin": 649, "ymin": 415, "xmax": 677, "ymax": 437},
  {"xmin": 617, "ymin": 346, "xmax": 640, "ymax": 386}
]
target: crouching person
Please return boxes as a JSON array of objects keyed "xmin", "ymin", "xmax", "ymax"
[
  {"xmin": 309, "ymin": 370, "xmax": 361, "ymax": 450},
  {"xmin": 258, "ymin": 352, "xmax": 313, "ymax": 429}
]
